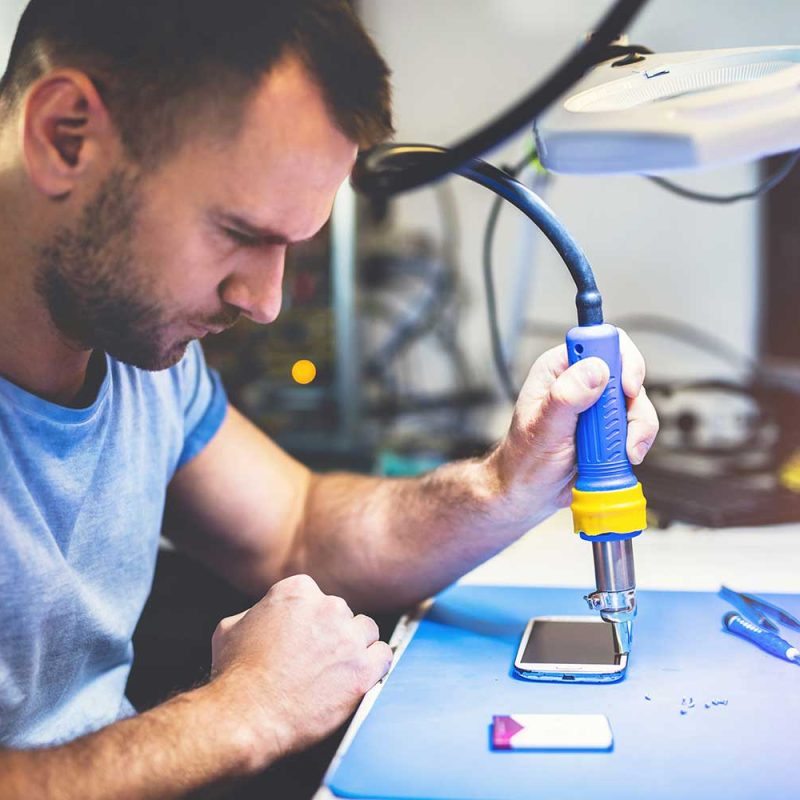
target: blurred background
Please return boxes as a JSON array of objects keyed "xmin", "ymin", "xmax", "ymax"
[{"xmin": 2, "ymin": 0, "xmax": 799, "ymax": 527}]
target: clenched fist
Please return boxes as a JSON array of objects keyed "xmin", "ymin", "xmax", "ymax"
[{"xmin": 210, "ymin": 574, "xmax": 392, "ymax": 767}]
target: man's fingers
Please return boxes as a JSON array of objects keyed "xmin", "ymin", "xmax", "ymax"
[
  {"xmin": 626, "ymin": 386, "xmax": 659, "ymax": 465},
  {"xmin": 365, "ymin": 640, "xmax": 394, "ymax": 685},
  {"xmin": 520, "ymin": 330, "xmax": 645, "ymax": 404},
  {"xmin": 217, "ymin": 610, "xmax": 248, "ymax": 635},
  {"xmin": 618, "ymin": 328, "xmax": 646, "ymax": 399},
  {"xmin": 324, "ymin": 594, "xmax": 354, "ymax": 619},
  {"xmin": 513, "ymin": 331, "xmax": 656, "ymax": 466},
  {"xmin": 212, "ymin": 610, "xmax": 249, "ymax": 663},
  {"xmin": 531, "ymin": 357, "xmax": 610, "ymax": 446},
  {"xmin": 352, "ymin": 614, "xmax": 380, "ymax": 647},
  {"xmin": 518, "ymin": 344, "xmax": 569, "ymax": 402}
]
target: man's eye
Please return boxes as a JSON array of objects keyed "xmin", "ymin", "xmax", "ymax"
[{"xmin": 225, "ymin": 228, "xmax": 262, "ymax": 248}]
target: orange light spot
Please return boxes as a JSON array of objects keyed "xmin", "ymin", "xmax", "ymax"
[{"xmin": 292, "ymin": 359, "xmax": 317, "ymax": 385}]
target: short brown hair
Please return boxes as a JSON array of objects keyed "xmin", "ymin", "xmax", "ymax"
[{"xmin": 1, "ymin": 0, "xmax": 394, "ymax": 167}]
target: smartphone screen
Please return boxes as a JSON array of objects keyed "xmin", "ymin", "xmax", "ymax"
[{"xmin": 521, "ymin": 619, "xmax": 623, "ymax": 665}]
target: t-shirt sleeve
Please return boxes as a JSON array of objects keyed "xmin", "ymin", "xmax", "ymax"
[{"xmin": 174, "ymin": 341, "xmax": 228, "ymax": 470}]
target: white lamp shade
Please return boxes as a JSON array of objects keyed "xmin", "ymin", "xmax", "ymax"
[{"xmin": 535, "ymin": 46, "xmax": 800, "ymax": 175}]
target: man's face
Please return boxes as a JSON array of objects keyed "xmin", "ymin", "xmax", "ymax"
[{"xmin": 36, "ymin": 57, "xmax": 359, "ymax": 371}]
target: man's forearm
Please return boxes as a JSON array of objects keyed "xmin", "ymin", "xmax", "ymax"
[
  {"xmin": 1, "ymin": 680, "xmax": 269, "ymax": 800},
  {"xmin": 288, "ymin": 450, "xmax": 559, "ymax": 612}
]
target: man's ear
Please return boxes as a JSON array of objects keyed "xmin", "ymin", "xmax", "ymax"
[{"xmin": 22, "ymin": 69, "xmax": 118, "ymax": 199}]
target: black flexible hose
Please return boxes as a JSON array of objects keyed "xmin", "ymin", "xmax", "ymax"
[
  {"xmin": 461, "ymin": 158, "xmax": 602, "ymax": 326},
  {"xmin": 363, "ymin": 145, "xmax": 603, "ymax": 326},
  {"xmin": 353, "ymin": 0, "xmax": 650, "ymax": 197},
  {"xmin": 647, "ymin": 151, "xmax": 800, "ymax": 204}
]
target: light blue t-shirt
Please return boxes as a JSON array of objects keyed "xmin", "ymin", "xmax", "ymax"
[{"xmin": 0, "ymin": 342, "xmax": 227, "ymax": 747}]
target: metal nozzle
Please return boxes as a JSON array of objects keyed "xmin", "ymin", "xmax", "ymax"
[{"xmin": 585, "ymin": 538, "xmax": 637, "ymax": 650}]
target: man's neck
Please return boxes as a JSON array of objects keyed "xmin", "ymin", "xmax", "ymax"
[
  {"xmin": 0, "ymin": 174, "xmax": 94, "ymax": 407},
  {"xmin": 0, "ymin": 315, "xmax": 96, "ymax": 408}
]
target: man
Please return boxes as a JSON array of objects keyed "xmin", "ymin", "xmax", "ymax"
[{"xmin": 0, "ymin": 1, "xmax": 658, "ymax": 797}]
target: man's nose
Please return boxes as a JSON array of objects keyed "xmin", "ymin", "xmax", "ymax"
[{"xmin": 220, "ymin": 250, "xmax": 286, "ymax": 325}]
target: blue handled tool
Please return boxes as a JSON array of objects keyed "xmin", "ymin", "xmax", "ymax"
[
  {"xmin": 567, "ymin": 324, "xmax": 647, "ymax": 651},
  {"xmin": 723, "ymin": 611, "xmax": 800, "ymax": 665},
  {"xmin": 720, "ymin": 585, "xmax": 800, "ymax": 633}
]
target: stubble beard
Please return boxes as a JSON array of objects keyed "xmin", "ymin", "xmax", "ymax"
[{"xmin": 35, "ymin": 170, "xmax": 190, "ymax": 372}]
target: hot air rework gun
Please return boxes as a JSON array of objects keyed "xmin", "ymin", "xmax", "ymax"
[
  {"xmin": 354, "ymin": 144, "xmax": 647, "ymax": 652},
  {"xmin": 568, "ymin": 324, "xmax": 646, "ymax": 652}
]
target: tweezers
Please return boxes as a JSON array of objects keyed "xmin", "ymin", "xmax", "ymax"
[{"xmin": 719, "ymin": 585, "xmax": 800, "ymax": 633}]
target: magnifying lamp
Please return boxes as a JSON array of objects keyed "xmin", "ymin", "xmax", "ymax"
[{"xmin": 535, "ymin": 45, "xmax": 800, "ymax": 174}]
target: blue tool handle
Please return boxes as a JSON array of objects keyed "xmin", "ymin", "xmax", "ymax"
[
  {"xmin": 719, "ymin": 586, "xmax": 780, "ymax": 633},
  {"xmin": 566, "ymin": 324, "xmax": 637, "ymax": 492},
  {"xmin": 724, "ymin": 612, "xmax": 798, "ymax": 662}
]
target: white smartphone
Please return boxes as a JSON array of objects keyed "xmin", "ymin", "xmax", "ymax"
[{"xmin": 513, "ymin": 616, "xmax": 628, "ymax": 683}]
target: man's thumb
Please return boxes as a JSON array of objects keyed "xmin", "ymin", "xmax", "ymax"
[{"xmin": 536, "ymin": 357, "xmax": 610, "ymax": 444}]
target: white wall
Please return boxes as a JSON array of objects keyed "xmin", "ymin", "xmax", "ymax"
[
  {"xmin": 359, "ymin": 0, "xmax": 800, "ymax": 435},
  {"xmin": 0, "ymin": 1, "xmax": 25, "ymax": 73}
]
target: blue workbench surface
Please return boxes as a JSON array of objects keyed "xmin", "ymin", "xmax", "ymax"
[{"xmin": 326, "ymin": 585, "xmax": 800, "ymax": 800}]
